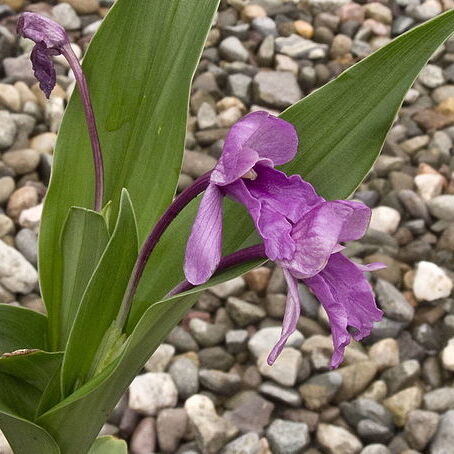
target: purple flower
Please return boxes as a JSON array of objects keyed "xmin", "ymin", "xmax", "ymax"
[
  {"xmin": 17, "ymin": 12, "xmax": 70, "ymax": 98},
  {"xmin": 184, "ymin": 111, "xmax": 383, "ymax": 368}
]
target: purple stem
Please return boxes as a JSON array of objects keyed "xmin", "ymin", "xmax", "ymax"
[
  {"xmin": 116, "ymin": 172, "xmax": 212, "ymax": 328},
  {"xmin": 61, "ymin": 44, "xmax": 104, "ymax": 212},
  {"xmin": 167, "ymin": 244, "xmax": 267, "ymax": 297}
]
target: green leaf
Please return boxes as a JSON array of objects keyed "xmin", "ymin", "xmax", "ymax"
[
  {"xmin": 0, "ymin": 305, "xmax": 48, "ymax": 355},
  {"xmin": 61, "ymin": 190, "xmax": 138, "ymax": 396},
  {"xmin": 130, "ymin": 10, "xmax": 454, "ymax": 322},
  {"xmin": 38, "ymin": 0, "xmax": 221, "ymax": 349},
  {"xmin": 0, "ymin": 372, "xmax": 42, "ymax": 421},
  {"xmin": 37, "ymin": 292, "xmax": 196, "ymax": 454},
  {"xmin": 59, "ymin": 208, "xmax": 109, "ymax": 349},
  {"xmin": 0, "ymin": 409, "xmax": 60, "ymax": 454},
  {"xmin": 0, "ymin": 351, "xmax": 62, "ymax": 394},
  {"xmin": 88, "ymin": 436, "xmax": 127, "ymax": 454}
]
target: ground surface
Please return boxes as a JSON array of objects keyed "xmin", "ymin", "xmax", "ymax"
[{"xmin": 0, "ymin": 0, "xmax": 454, "ymax": 453}]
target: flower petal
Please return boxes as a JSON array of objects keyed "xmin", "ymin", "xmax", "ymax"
[
  {"xmin": 211, "ymin": 111, "xmax": 298, "ymax": 185},
  {"xmin": 17, "ymin": 12, "xmax": 69, "ymax": 50},
  {"xmin": 268, "ymin": 269, "xmax": 301, "ymax": 365},
  {"xmin": 184, "ymin": 184, "xmax": 223, "ymax": 285},
  {"xmin": 303, "ymin": 253, "xmax": 383, "ymax": 368},
  {"xmin": 225, "ymin": 179, "xmax": 295, "ymax": 261},
  {"xmin": 245, "ymin": 164, "xmax": 321, "ymax": 223},
  {"xmin": 336, "ymin": 200, "xmax": 371, "ymax": 242},
  {"xmin": 281, "ymin": 201, "xmax": 354, "ymax": 279},
  {"xmin": 31, "ymin": 43, "xmax": 56, "ymax": 98}
]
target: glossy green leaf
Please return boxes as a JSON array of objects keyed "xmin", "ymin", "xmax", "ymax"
[
  {"xmin": 38, "ymin": 291, "xmax": 195, "ymax": 454},
  {"xmin": 38, "ymin": 0, "xmax": 221, "ymax": 349},
  {"xmin": 0, "ymin": 372, "xmax": 42, "ymax": 421},
  {"xmin": 130, "ymin": 10, "xmax": 454, "ymax": 322},
  {"xmin": 0, "ymin": 305, "xmax": 48, "ymax": 355},
  {"xmin": 0, "ymin": 408, "xmax": 59, "ymax": 454},
  {"xmin": 62, "ymin": 190, "xmax": 137, "ymax": 396},
  {"xmin": 59, "ymin": 208, "xmax": 109, "ymax": 349},
  {"xmin": 0, "ymin": 351, "xmax": 62, "ymax": 394},
  {"xmin": 88, "ymin": 436, "xmax": 127, "ymax": 454}
]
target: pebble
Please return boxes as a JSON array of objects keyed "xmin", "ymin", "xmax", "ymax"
[
  {"xmin": 419, "ymin": 65, "xmax": 445, "ymax": 88},
  {"xmin": 18, "ymin": 203, "xmax": 42, "ymax": 232},
  {"xmin": 317, "ymin": 423, "xmax": 363, "ymax": 454},
  {"xmin": 276, "ymin": 34, "xmax": 327, "ymax": 59},
  {"xmin": 210, "ymin": 277, "xmax": 246, "ymax": 299},
  {"xmin": 156, "ymin": 408, "xmax": 187, "ymax": 454},
  {"xmin": 428, "ymin": 195, "xmax": 454, "ymax": 221},
  {"xmin": 383, "ymin": 386, "xmax": 422, "ymax": 426},
  {"xmin": 299, "ymin": 371, "xmax": 342, "ymax": 410},
  {"xmin": 381, "ymin": 360, "xmax": 421, "ymax": 394},
  {"xmin": 221, "ymin": 432, "xmax": 261, "ymax": 454},
  {"xmin": 144, "ymin": 344, "xmax": 175, "ymax": 373},
  {"xmin": 15, "ymin": 228, "xmax": 37, "ymax": 266},
  {"xmin": 375, "ymin": 280, "xmax": 414, "ymax": 323},
  {"xmin": 6, "ymin": 186, "xmax": 38, "ymax": 221},
  {"xmin": 368, "ymin": 338, "xmax": 399, "ymax": 371},
  {"xmin": 52, "ymin": 3, "xmax": 81, "ymax": 31},
  {"xmin": 219, "ymin": 36, "xmax": 249, "ymax": 62},
  {"xmin": 430, "ymin": 410, "xmax": 454, "ymax": 454},
  {"xmin": 2, "ymin": 149, "xmax": 40, "ymax": 175},
  {"xmin": 0, "ymin": 214, "xmax": 14, "ymax": 238},
  {"xmin": 226, "ymin": 297, "xmax": 266, "ymax": 327},
  {"xmin": 441, "ymin": 338, "xmax": 454, "ymax": 372},
  {"xmin": 166, "ymin": 326, "xmax": 199, "ymax": 352},
  {"xmin": 225, "ymin": 391, "xmax": 273, "ymax": 434},
  {"xmin": 335, "ymin": 361, "xmax": 378, "ymax": 403},
  {"xmin": 130, "ymin": 417, "xmax": 156, "ymax": 454},
  {"xmin": 0, "ymin": 83, "xmax": 21, "ymax": 112},
  {"xmin": 185, "ymin": 394, "xmax": 238, "ymax": 454},
  {"xmin": 259, "ymin": 381, "xmax": 302, "ymax": 407},
  {"xmin": 266, "ymin": 419, "xmax": 310, "ymax": 454},
  {"xmin": 199, "ymin": 369, "xmax": 241, "ymax": 396},
  {"xmin": 0, "ymin": 177, "xmax": 15, "ymax": 205},
  {"xmin": 414, "ymin": 174, "xmax": 444, "ymax": 201},
  {"xmin": 361, "ymin": 445, "xmax": 390, "ymax": 454},
  {"xmin": 253, "ymin": 71, "xmax": 302, "ymax": 108},
  {"xmin": 404, "ymin": 409, "xmax": 439, "ymax": 451},
  {"xmin": 0, "ymin": 431, "xmax": 12, "ymax": 454},
  {"xmin": 189, "ymin": 318, "xmax": 226, "ymax": 347},
  {"xmin": 168, "ymin": 357, "xmax": 199, "ymax": 400},
  {"xmin": 59, "ymin": 0, "xmax": 99, "ymax": 14},
  {"xmin": 0, "ymin": 111, "xmax": 16, "ymax": 150},
  {"xmin": 248, "ymin": 327, "xmax": 303, "ymax": 359},
  {"xmin": 128, "ymin": 373, "xmax": 178, "ymax": 416},
  {"xmin": 257, "ymin": 348, "xmax": 302, "ymax": 387},
  {"xmin": 369, "ymin": 207, "xmax": 401, "ymax": 234},
  {"xmin": 0, "ymin": 239, "xmax": 38, "ymax": 294},
  {"xmin": 413, "ymin": 261, "xmax": 453, "ymax": 301},
  {"xmin": 423, "ymin": 388, "xmax": 454, "ymax": 413}
]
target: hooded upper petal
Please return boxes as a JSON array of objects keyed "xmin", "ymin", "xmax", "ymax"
[
  {"xmin": 211, "ymin": 111, "xmax": 298, "ymax": 186},
  {"xmin": 303, "ymin": 253, "xmax": 383, "ymax": 368},
  {"xmin": 17, "ymin": 12, "xmax": 69, "ymax": 50},
  {"xmin": 184, "ymin": 184, "xmax": 223, "ymax": 285}
]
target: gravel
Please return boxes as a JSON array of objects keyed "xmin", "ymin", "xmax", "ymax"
[{"xmin": 1, "ymin": 1, "xmax": 454, "ymax": 452}]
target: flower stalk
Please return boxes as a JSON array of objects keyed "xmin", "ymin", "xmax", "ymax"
[
  {"xmin": 167, "ymin": 244, "xmax": 267, "ymax": 297},
  {"xmin": 61, "ymin": 44, "xmax": 104, "ymax": 211},
  {"xmin": 115, "ymin": 172, "xmax": 212, "ymax": 329}
]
